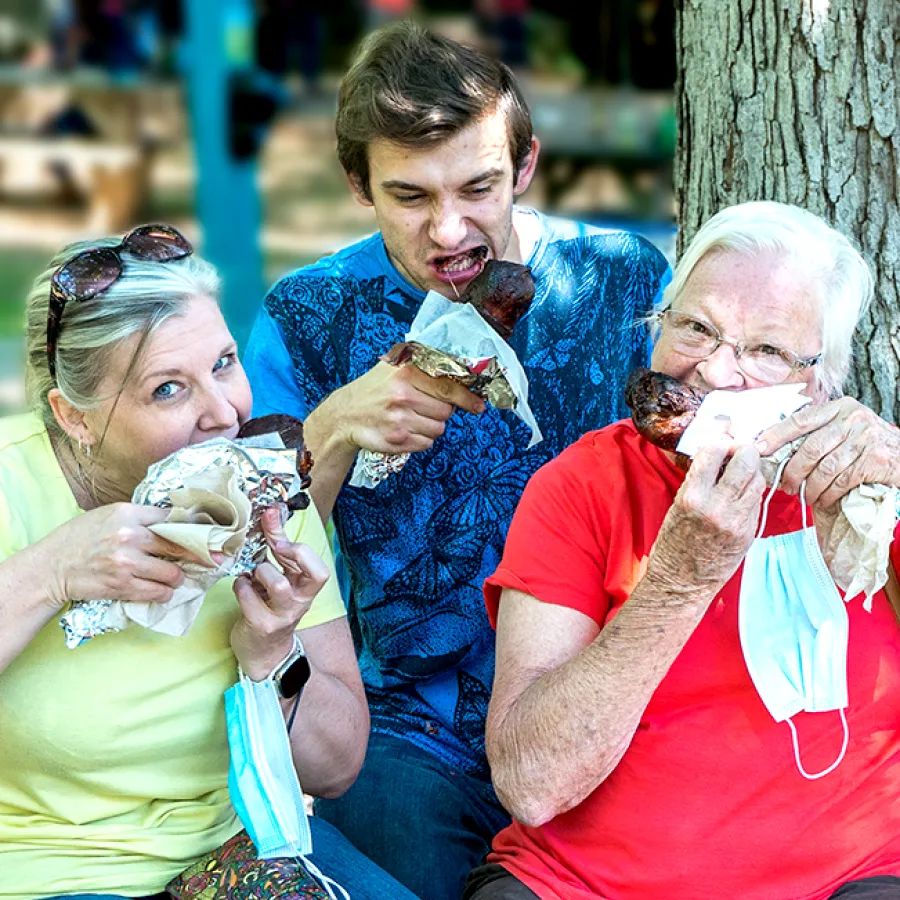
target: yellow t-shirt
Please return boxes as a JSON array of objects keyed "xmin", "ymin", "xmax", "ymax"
[{"xmin": 0, "ymin": 413, "xmax": 346, "ymax": 899}]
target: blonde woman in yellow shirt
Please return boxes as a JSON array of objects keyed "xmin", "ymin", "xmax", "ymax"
[{"xmin": 0, "ymin": 226, "xmax": 417, "ymax": 900}]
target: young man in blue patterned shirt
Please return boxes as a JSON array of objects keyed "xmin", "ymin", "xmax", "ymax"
[{"xmin": 243, "ymin": 19, "xmax": 671, "ymax": 900}]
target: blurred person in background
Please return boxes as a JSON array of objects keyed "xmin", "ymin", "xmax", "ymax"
[
  {"xmin": 0, "ymin": 225, "xmax": 420, "ymax": 900},
  {"xmin": 243, "ymin": 19, "xmax": 670, "ymax": 900},
  {"xmin": 256, "ymin": 0, "xmax": 328, "ymax": 97}
]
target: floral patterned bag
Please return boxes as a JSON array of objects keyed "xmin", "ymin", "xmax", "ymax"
[{"xmin": 166, "ymin": 830, "xmax": 331, "ymax": 900}]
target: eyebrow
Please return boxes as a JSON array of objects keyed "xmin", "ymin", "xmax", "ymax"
[
  {"xmin": 140, "ymin": 343, "xmax": 237, "ymax": 383},
  {"xmin": 380, "ymin": 168, "xmax": 505, "ymax": 192}
]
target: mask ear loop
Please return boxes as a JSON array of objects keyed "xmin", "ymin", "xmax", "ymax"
[
  {"xmin": 785, "ymin": 476, "xmax": 847, "ymax": 780},
  {"xmin": 785, "ymin": 708, "xmax": 849, "ymax": 780},
  {"xmin": 756, "ymin": 455, "xmax": 792, "ymax": 538}
]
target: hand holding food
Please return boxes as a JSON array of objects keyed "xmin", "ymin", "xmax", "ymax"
[
  {"xmin": 352, "ymin": 261, "xmax": 540, "ymax": 487},
  {"xmin": 59, "ymin": 416, "xmax": 315, "ymax": 647}
]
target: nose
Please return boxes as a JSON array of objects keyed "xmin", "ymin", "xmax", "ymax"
[
  {"xmin": 695, "ymin": 342, "xmax": 745, "ymax": 390},
  {"xmin": 427, "ymin": 201, "xmax": 467, "ymax": 249},
  {"xmin": 198, "ymin": 385, "xmax": 239, "ymax": 433}
]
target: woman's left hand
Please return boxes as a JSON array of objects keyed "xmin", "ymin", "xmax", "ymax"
[
  {"xmin": 755, "ymin": 397, "xmax": 900, "ymax": 507},
  {"xmin": 230, "ymin": 506, "xmax": 331, "ymax": 681}
]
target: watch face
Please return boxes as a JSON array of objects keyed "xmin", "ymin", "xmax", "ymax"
[{"xmin": 279, "ymin": 654, "xmax": 311, "ymax": 699}]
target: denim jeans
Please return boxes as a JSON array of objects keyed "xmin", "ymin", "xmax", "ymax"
[
  {"xmin": 314, "ymin": 732, "xmax": 512, "ymax": 900},
  {"xmin": 308, "ymin": 815, "xmax": 421, "ymax": 900}
]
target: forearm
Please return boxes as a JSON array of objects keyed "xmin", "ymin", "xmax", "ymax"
[
  {"xmin": 488, "ymin": 576, "xmax": 715, "ymax": 827},
  {"xmin": 302, "ymin": 397, "xmax": 359, "ymax": 524},
  {"xmin": 285, "ymin": 665, "xmax": 369, "ymax": 798},
  {"xmin": 0, "ymin": 538, "xmax": 66, "ymax": 674}
]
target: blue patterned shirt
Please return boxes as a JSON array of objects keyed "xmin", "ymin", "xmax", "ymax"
[{"xmin": 243, "ymin": 207, "xmax": 671, "ymax": 778}]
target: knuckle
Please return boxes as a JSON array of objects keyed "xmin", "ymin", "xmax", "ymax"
[
  {"xmin": 832, "ymin": 468, "xmax": 856, "ymax": 492},
  {"xmin": 110, "ymin": 549, "xmax": 134, "ymax": 572}
]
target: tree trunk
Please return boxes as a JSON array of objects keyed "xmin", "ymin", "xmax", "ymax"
[{"xmin": 675, "ymin": 0, "xmax": 900, "ymax": 421}]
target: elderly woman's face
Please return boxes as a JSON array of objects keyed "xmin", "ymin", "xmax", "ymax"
[
  {"xmin": 650, "ymin": 250, "xmax": 826, "ymax": 400},
  {"xmin": 83, "ymin": 293, "xmax": 252, "ymax": 498}
]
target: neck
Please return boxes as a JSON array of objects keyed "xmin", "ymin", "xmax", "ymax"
[
  {"xmin": 51, "ymin": 433, "xmax": 126, "ymax": 510},
  {"xmin": 508, "ymin": 207, "xmax": 536, "ymax": 263}
]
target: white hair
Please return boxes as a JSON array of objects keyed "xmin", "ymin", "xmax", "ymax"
[{"xmin": 652, "ymin": 201, "xmax": 873, "ymax": 398}]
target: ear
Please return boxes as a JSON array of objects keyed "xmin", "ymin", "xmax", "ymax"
[
  {"xmin": 512, "ymin": 136, "xmax": 540, "ymax": 196},
  {"xmin": 345, "ymin": 171, "xmax": 374, "ymax": 208},
  {"xmin": 48, "ymin": 388, "xmax": 94, "ymax": 450}
]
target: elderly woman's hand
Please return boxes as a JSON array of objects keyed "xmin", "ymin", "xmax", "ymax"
[
  {"xmin": 646, "ymin": 438, "xmax": 766, "ymax": 597},
  {"xmin": 230, "ymin": 507, "xmax": 331, "ymax": 681},
  {"xmin": 47, "ymin": 503, "xmax": 192, "ymax": 611},
  {"xmin": 755, "ymin": 397, "xmax": 900, "ymax": 507}
]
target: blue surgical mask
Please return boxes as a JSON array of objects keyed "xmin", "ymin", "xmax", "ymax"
[
  {"xmin": 224, "ymin": 674, "xmax": 313, "ymax": 859},
  {"xmin": 738, "ymin": 462, "xmax": 850, "ymax": 780}
]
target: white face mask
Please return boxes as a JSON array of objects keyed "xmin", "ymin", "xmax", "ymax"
[{"xmin": 738, "ymin": 461, "xmax": 850, "ymax": 780}]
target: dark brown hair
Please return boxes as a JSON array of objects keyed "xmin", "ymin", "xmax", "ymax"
[{"xmin": 336, "ymin": 20, "xmax": 534, "ymax": 200}]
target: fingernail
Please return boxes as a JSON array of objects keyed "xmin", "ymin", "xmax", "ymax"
[{"xmin": 755, "ymin": 440, "xmax": 767, "ymax": 454}]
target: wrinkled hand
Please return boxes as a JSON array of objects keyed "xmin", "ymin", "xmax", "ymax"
[
  {"xmin": 326, "ymin": 361, "xmax": 486, "ymax": 455},
  {"xmin": 647, "ymin": 439, "xmax": 766, "ymax": 596},
  {"xmin": 47, "ymin": 503, "xmax": 195, "ymax": 611},
  {"xmin": 755, "ymin": 397, "xmax": 900, "ymax": 507},
  {"xmin": 230, "ymin": 507, "xmax": 331, "ymax": 681}
]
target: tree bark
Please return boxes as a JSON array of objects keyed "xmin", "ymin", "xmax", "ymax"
[{"xmin": 675, "ymin": 0, "xmax": 900, "ymax": 421}]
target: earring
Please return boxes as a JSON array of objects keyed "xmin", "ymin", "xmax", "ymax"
[{"xmin": 77, "ymin": 437, "xmax": 92, "ymax": 458}]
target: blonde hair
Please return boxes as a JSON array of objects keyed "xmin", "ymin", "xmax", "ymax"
[
  {"xmin": 25, "ymin": 234, "xmax": 221, "ymax": 440},
  {"xmin": 652, "ymin": 201, "xmax": 873, "ymax": 398}
]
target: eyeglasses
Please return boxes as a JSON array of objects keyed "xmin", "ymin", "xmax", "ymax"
[
  {"xmin": 655, "ymin": 308, "xmax": 821, "ymax": 384},
  {"xmin": 46, "ymin": 224, "xmax": 193, "ymax": 378}
]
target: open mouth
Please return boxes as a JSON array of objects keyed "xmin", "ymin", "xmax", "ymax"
[{"xmin": 432, "ymin": 246, "xmax": 489, "ymax": 285}]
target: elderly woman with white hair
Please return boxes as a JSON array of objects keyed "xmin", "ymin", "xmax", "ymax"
[
  {"xmin": 468, "ymin": 201, "xmax": 900, "ymax": 900},
  {"xmin": 0, "ymin": 225, "xmax": 420, "ymax": 900}
]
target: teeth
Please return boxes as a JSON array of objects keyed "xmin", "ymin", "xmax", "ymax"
[{"xmin": 438, "ymin": 253, "xmax": 481, "ymax": 273}]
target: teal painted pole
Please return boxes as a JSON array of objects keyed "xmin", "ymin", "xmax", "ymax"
[{"xmin": 184, "ymin": 0, "xmax": 264, "ymax": 352}]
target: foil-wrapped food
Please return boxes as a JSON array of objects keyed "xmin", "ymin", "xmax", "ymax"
[
  {"xmin": 352, "ymin": 261, "xmax": 537, "ymax": 488},
  {"xmin": 624, "ymin": 366, "xmax": 900, "ymax": 608},
  {"xmin": 59, "ymin": 415, "xmax": 314, "ymax": 648}
]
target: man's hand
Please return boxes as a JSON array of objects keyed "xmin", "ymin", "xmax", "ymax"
[
  {"xmin": 647, "ymin": 438, "xmax": 766, "ymax": 597},
  {"xmin": 755, "ymin": 398, "xmax": 900, "ymax": 507},
  {"xmin": 322, "ymin": 360, "xmax": 486, "ymax": 455}
]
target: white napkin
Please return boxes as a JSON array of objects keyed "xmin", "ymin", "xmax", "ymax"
[
  {"xmin": 675, "ymin": 384, "xmax": 811, "ymax": 456},
  {"xmin": 111, "ymin": 465, "xmax": 252, "ymax": 636},
  {"xmin": 349, "ymin": 290, "xmax": 542, "ymax": 488}
]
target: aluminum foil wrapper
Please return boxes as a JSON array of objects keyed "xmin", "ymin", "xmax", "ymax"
[
  {"xmin": 386, "ymin": 341, "xmax": 518, "ymax": 409},
  {"xmin": 60, "ymin": 433, "xmax": 309, "ymax": 649},
  {"xmin": 353, "ymin": 341, "xmax": 518, "ymax": 489}
]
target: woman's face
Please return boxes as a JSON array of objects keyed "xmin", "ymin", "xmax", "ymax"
[{"xmin": 82, "ymin": 294, "xmax": 252, "ymax": 500}]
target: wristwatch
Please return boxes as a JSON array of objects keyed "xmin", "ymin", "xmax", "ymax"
[{"xmin": 270, "ymin": 633, "xmax": 311, "ymax": 700}]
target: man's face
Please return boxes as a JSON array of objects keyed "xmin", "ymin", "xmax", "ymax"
[
  {"xmin": 353, "ymin": 107, "xmax": 537, "ymax": 299},
  {"xmin": 650, "ymin": 250, "xmax": 826, "ymax": 400}
]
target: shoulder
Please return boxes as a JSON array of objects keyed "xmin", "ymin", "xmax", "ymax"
[
  {"xmin": 0, "ymin": 413, "xmax": 55, "ymax": 477},
  {"xmin": 264, "ymin": 233, "xmax": 385, "ymax": 313},
  {"xmin": 0, "ymin": 413, "xmax": 77, "ymax": 558},
  {"xmin": 527, "ymin": 419, "xmax": 645, "ymax": 494},
  {"xmin": 526, "ymin": 208, "xmax": 671, "ymax": 277}
]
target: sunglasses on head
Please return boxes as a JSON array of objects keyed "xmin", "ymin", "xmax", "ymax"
[{"xmin": 46, "ymin": 223, "xmax": 193, "ymax": 379}]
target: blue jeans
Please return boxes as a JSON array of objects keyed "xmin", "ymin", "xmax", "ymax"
[
  {"xmin": 314, "ymin": 733, "xmax": 512, "ymax": 900},
  {"xmin": 308, "ymin": 815, "xmax": 421, "ymax": 900}
]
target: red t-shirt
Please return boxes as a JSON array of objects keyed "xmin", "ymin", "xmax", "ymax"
[{"xmin": 484, "ymin": 420, "xmax": 900, "ymax": 900}]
